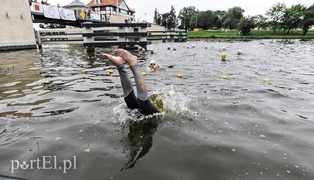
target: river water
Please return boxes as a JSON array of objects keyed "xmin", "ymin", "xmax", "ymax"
[{"xmin": 0, "ymin": 40, "xmax": 314, "ymax": 180}]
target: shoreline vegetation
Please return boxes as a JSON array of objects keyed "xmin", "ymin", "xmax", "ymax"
[{"xmin": 187, "ymin": 29, "xmax": 314, "ymax": 40}]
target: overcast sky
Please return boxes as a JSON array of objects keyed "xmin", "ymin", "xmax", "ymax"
[{"xmin": 48, "ymin": 0, "xmax": 313, "ymax": 22}]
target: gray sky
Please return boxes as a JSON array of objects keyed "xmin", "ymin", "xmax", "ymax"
[{"xmin": 49, "ymin": 0, "xmax": 314, "ymax": 22}]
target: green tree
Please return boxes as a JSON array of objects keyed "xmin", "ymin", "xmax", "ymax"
[
  {"xmin": 265, "ymin": 2, "xmax": 287, "ymax": 33},
  {"xmin": 237, "ymin": 16, "xmax": 256, "ymax": 35},
  {"xmin": 167, "ymin": 5, "xmax": 177, "ymax": 29},
  {"xmin": 160, "ymin": 13, "xmax": 170, "ymax": 28},
  {"xmin": 178, "ymin": 6, "xmax": 197, "ymax": 30},
  {"xmin": 154, "ymin": 8, "xmax": 159, "ymax": 24},
  {"xmin": 189, "ymin": 11, "xmax": 200, "ymax": 29},
  {"xmin": 196, "ymin": 10, "xmax": 214, "ymax": 29},
  {"xmin": 221, "ymin": 6, "xmax": 244, "ymax": 29},
  {"xmin": 212, "ymin": 10, "xmax": 225, "ymax": 29},
  {"xmin": 282, "ymin": 4, "xmax": 307, "ymax": 34},
  {"xmin": 301, "ymin": 4, "xmax": 314, "ymax": 35},
  {"xmin": 253, "ymin": 14, "xmax": 269, "ymax": 29}
]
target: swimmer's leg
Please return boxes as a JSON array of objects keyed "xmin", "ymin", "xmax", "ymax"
[
  {"xmin": 116, "ymin": 49, "xmax": 160, "ymax": 115},
  {"xmin": 103, "ymin": 53, "xmax": 139, "ymax": 109},
  {"xmin": 117, "ymin": 64, "xmax": 139, "ymax": 109},
  {"xmin": 130, "ymin": 65, "xmax": 160, "ymax": 115}
]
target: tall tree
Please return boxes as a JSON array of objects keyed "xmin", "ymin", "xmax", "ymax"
[
  {"xmin": 221, "ymin": 6, "xmax": 244, "ymax": 29},
  {"xmin": 196, "ymin": 10, "xmax": 213, "ymax": 29},
  {"xmin": 237, "ymin": 16, "xmax": 256, "ymax": 35},
  {"xmin": 154, "ymin": 8, "xmax": 159, "ymax": 24},
  {"xmin": 253, "ymin": 14, "xmax": 268, "ymax": 30},
  {"xmin": 167, "ymin": 5, "xmax": 177, "ymax": 29},
  {"xmin": 265, "ymin": 2, "xmax": 287, "ymax": 33},
  {"xmin": 196, "ymin": 10, "xmax": 225, "ymax": 30},
  {"xmin": 301, "ymin": 4, "xmax": 314, "ymax": 35},
  {"xmin": 212, "ymin": 10, "xmax": 225, "ymax": 29},
  {"xmin": 160, "ymin": 12, "xmax": 170, "ymax": 28},
  {"xmin": 282, "ymin": 4, "xmax": 307, "ymax": 34},
  {"xmin": 178, "ymin": 6, "xmax": 197, "ymax": 30},
  {"xmin": 189, "ymin": 11, "xmax": 201, "ymax": 29}
]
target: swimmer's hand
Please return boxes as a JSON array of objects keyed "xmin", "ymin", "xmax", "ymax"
[{"xmin": 153, "ymin": 64, "xmax": 160, "ymax": 71}]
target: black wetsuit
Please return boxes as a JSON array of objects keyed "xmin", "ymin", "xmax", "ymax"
[{"xmin": 117, "ymin": 64, "xmax": 159, "ymax": 116}]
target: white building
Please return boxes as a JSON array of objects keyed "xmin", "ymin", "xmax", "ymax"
[{"xmin": 87, "ymin": 0, "xmax": 135, "ymax": 23}]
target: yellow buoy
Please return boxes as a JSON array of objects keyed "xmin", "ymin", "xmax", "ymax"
[
  {"xmin": 109, "ymin": 69, "xmax": 114, "ymax": 76},
  {"xmin": 81, "ymin": 70, "xmax": 86, "ymax": 74},
  {"xmin": 141, "ymin": 72, "xmax": 146, "ymax": 76},
  {"xmin": 221, "ymin": 75, "xmax": 228, "ymax": 79},
  {"xmin": 55, "ymin": 68, "xmax": 60, "ymax": 72},
  {"xmin": 177, "ymin": 74, "xmax": 182, "ymax": 78},
  {"xmin": 263, "ymin": 78, "xmax": 270, "ymax": 83},
  {"xmin": 221, "ymin": 53, "xmax": 227, "ymax": 59},
  {"xmin": 84, "ymin": 148, "xmax": 91, "ymax": 152}
]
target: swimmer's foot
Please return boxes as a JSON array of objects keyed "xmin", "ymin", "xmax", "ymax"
[
  {"xmin": 115, "ymin": 49, "xmax": 138, "ymax": 66},
  {"xmin": 103, "ymin": 53, "xmax": 125, "ymax": 66}
]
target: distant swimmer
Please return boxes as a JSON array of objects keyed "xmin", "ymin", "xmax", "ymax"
[
  {"xmin": 137, "ymin": 46, "xmax": 142, "ymax": 52},
  {"xmin": 167, "ymin": 45, "xmax": 171, "ymax": 50},
  {"xmin": 141, "ymin": 48, "xmax": 146, "ymax": 53},
  {"xmin": 103, "ymin": 49, "xmax": 160, "ymax": 116},
  {"xmin": 173, "ymin": 46, "xmax": 176, "ymax": 51},
  {"xmin": 146, "ymin": 60, "xmax": 160, "ymax": 72},
  {"xmin": 150, "ymin": 49, "xmax": 154, "ymax": 54},
  {"xmin": 221, "ymin": 53, "xmax": 229, "ymax": 61}
]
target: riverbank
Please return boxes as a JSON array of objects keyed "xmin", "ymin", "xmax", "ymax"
[{"xmin": 187, "ymin": 29, "xmax": 314, "ymax": 40}]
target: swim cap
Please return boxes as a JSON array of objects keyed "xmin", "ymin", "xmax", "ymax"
[
  {"xmin": 221, "ymin": 53, "xmax": 227, "ymax": 59},
  {"xmin": 150, "ymin": 60, "xmax": 156, "ymax": 64}
]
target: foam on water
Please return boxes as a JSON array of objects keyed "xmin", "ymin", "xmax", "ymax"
[
  {"xmin": 113, "ymin": 85, "xmax": 196, "ymax": 124},
  {"xmin": 151, "ymin": 85, "xmax": 197, "ymax": 116}
]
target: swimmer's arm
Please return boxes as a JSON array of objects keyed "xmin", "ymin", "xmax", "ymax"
[{"xmin": 153, "ymin": 64, "xmax": 160, "ymax": 71}]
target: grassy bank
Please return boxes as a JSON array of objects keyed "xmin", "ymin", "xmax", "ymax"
[{"xmin": 187, "ymin": 29, "xmax": 314, "ymax": 39}]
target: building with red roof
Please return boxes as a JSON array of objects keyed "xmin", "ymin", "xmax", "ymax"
[{"xmin": 87, "ymin": 0, "xmax": 135, "ymax": 22}]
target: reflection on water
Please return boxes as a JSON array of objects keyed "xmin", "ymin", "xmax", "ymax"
[
  {"xmin": 121, "ymin": 118, "xmax": 163, "ymax": 171},
  {"xmin": 0, "ymin": 40, "xmax": 314, "ymax": 180}
]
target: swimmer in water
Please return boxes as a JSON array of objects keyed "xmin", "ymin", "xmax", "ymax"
[
  {"xmin": 150, "ymin": 49, "xmax": 154, "ymax": 54},
  {"xmin": 221, "ymin": 53, "xmax": 227, "ymax": 61},
  {"xmin": 146, "ymin": 60, "xmax": 160, "ymax": 72},
  {"xmin": 103, "ymin": 49, "xmax": 160, "ymax": 116}
]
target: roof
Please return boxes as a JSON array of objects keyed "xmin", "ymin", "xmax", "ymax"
[
  {"xmin": 87, "ymin": 0, "xmax": 135, "ymax": 12},
  {"xmin": 87, "ymin": 0, "xmax": 122, "ymax": 7},
  {"xmin": 63, "ymin": 0, "xmax": 90, "ymax": 8}
]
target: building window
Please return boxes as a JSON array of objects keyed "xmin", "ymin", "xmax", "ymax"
[{"xmin": 100, "ymin": 6, "xmax": 106, "ymax": 11}]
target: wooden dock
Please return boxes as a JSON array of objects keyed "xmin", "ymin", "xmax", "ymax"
[
  {"xmin": 148, "ymin": 31, "xmax": 187, "ymax": 42},
  {"xmin": 82, "ymin": 22, "xmax": 150, "ymax": 49},
  {"xmin": 35, "ymin": 23, "xmax": 187, "ymax": 49}
]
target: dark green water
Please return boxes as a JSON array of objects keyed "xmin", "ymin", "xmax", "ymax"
[{"xmin": 0, "ymin": 40, "xmax": 314, "ymax": 180}]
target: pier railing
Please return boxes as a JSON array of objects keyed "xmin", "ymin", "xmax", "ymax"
[
  {"xmin": 82, "ymin": 22, "xmax": 151, "ymax": 49},
  {"xmin": 35, "ymin": 23, "xmax": 187, "ymax": 48},
  {"xmin": 148, "ymin": 30, "xmax": 187, "ymax": 42}
]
